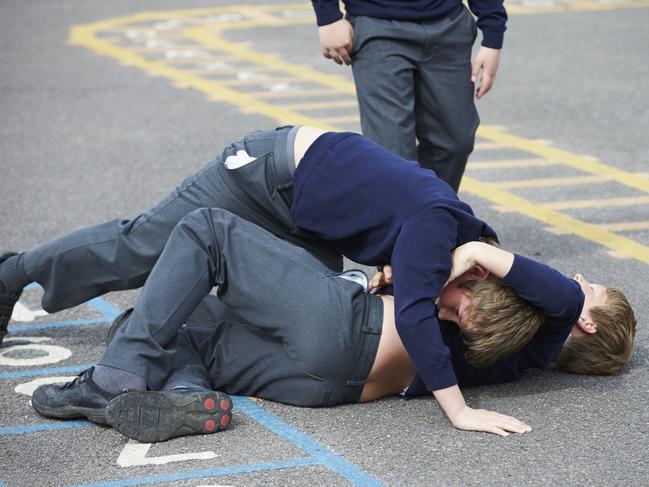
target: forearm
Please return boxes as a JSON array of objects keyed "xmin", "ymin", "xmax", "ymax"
[
  {"xmin": 433, "ymin": 384, "xmax": 467, "ymax": 423},
  {"xmin": 471, "ymin": 242, "xmax": 514, "ymax": 278}
]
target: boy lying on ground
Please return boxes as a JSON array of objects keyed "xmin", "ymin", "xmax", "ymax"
[{"xmin": 0, "ymin": 127, "xmax": 635, "ymax": 439}]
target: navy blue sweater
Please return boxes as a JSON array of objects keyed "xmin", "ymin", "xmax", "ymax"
[
  {"xmin": 405, "ymin": 254, "xmax": 585, "ymax": 395},
  {"xmin": 292, "ymin": 132, "xmax": 497, "ymax": 392},
  {"xmin": 311, "ymin": 0, "xmax": 507, "ymax": 48}
]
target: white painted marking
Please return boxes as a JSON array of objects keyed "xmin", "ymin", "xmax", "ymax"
[
  {"xmin": 11, "ymin": 301, "xmax": 49, "ymax": 322},
  {"xmin": 268, "ymin": 83, "xmax": 293, "ymax": 92},
  {"xmin": 15, "ymin": 376, "xmax": 77, "ymax": 396},
  {"xmin": 145, "ymin": 39, "xmax": 177, "ymax": 48},
  {"xmin": 201, "ymin": 61, "xmax": 233, "ymax": 71},
  {"xmin": 126, "ymin": 29, "xmax": 157, "ymax": 39},
  {"xmin": 236, "ymin": 71, "xmax": 268, "ymax": 81},
  {"xmin": 0, "ymin": 336, "xmax": 72, "ymax": 366},
  {"xmin": 117, "ymin": 440, "xmax": 217, "ymax": 467},
  {"xmin": 164, "ymin": 49, "xmax": 212, "ymax": 59},
  {"xmin": 203, "ymin": 13, "xmax": 243, "ymax": 23}
]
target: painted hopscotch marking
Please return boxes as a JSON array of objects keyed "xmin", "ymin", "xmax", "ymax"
[{"xmin": 68, "ymin": 3, "xmax": 649, "ymax": 264}]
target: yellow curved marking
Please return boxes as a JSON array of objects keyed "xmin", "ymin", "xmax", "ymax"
[{"xmin": 68, "ymin": 4, "xmax": 649, "ymax": 265}]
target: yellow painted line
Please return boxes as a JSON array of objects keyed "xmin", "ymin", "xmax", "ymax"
[
  {"xmin": 283, "ymin": 100, "xmax": 358, "ymax": 110},
  {"xmin": 467, "ymin": 158, "xmax": 559, "ymax": 170},
  {"xmin": 473, "ymin": 142, "xmax": 507, "ymax": 150},
  {"xmin": 545, "ymin": 195, "xmax": 649, "ymax": 210},
  {"xmin": 462, "ymin": 177, "xmax": 649, "ymax": 264},
  {"xmin": 596, "ymin": 221, "xmax": 649, "ymax": 232},
  {"xmin": 495, "ymin": 174, "xmax": 610, "ymax": 189},
  {"xmin": 318, "ymin": 114, "xmax": 361, "ymax": 124},
  {"xmin": 252, "ymin": 88, "xmax": 337, "ymax": 99},
  {"xmin": 476, "ymin": 125, "xmax": 649, "ymax": 194},
  {"xmin": 219, "ymin": 76, "xmax": 297, "ymax": 86}
]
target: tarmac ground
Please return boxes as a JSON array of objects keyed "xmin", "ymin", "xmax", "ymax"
[{"xmin": 1, "ymin": 1, "xmax": 648, "ymax": 486}]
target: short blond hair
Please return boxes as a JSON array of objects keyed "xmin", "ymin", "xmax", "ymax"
[
  {"xmin": 460, "ymin": 276, "xmax": 544, "ymax": 368},
  {"xmin": 556, "ymin": 288, "xmax": 636, "ymax": 375}
]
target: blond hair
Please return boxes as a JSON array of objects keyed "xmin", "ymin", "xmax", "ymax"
[
  {"xmin": 460, "ymin": 276, "xmax": 544, "ymax": 368},
  {"xmin": 556, "ymin": 288, "xmax": 636, "ymax": 375}
]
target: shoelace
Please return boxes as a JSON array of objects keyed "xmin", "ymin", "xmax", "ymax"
[{"xmin": 60, "ymin": 369, "xmax": 90, "ymax": 390}]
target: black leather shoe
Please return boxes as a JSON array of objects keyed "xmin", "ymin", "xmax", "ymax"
[
  {"xmin": 106, "ymin": 389, "xmax": 233, "ymax": 442},
  {"xmin": 106, "ymin": 307, "xmax": 133, "ymax": 346},
  {"xmin": 0, "ymin": 252, "xmax": 22, "ymax": 347},
  {"xmin": 31, "ymin": 367, "xmax": 119, "ymax": 424}
]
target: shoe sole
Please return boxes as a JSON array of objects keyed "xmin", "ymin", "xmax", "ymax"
[
  {"xmin": 31, "ymin": 397, "xmax": 108, "ymax": 424},
  {"xmin": 106, "ymin": 390, "xmax": 232, "ymax": 443}
]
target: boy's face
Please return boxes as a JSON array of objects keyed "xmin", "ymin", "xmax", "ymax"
[{"xmin": 436, "ymin": 280, "xmax": 473, "ymax": 333}]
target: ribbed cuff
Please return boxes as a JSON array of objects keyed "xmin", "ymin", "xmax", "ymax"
[
  {"xmin": 314, "ymin": 4, "xmax": 344, "ymax": 26},
  {"xmin": 481, "ymin": 28, "xmax": 504, "ymax": 49}
]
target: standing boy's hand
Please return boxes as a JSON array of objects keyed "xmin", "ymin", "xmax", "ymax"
[
  {"xmin": 319, "ymin": 18, "xmax": 354, "ymax": 65},
  {"xmin": 471, "ymin": 46, "xmax": 501, "ymax": 99}
]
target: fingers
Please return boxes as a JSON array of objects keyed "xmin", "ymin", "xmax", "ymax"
[
  {"xmin": 476, "ymin": 73, "xmax": 494, "ymax": 99},
  {"xmin": 486, "ymin": 411, "xmax": 532, "ymax": 435},
  {"xmin": 368, "ymin": 271, "xmax": 384, "ymax": 291},
  {"xmin": 383, "ymin": 265, "xmax": 393, "ymax": 283},
  {"xmin": 471, "ymin": 59, "xmax": 481, "ymax": 84},
  {"xmin": 327, "ymin": 48, "xmax": 351, "ymax": 65}
]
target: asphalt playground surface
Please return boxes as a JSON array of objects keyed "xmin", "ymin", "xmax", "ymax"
[{"xmin": 1, "ymin": 1, "xmax": 649, "ymax": 486}]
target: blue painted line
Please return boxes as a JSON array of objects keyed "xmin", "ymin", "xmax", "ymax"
[
  {"xmin": 8, "ymin": 318, "xmax": 110, "ymax": 333},
  {"xmin": 72, "ymin": 458, "xmax": 319, "ymax": 487},
  {"xmin": 234, "ymin": 397, "xmax": 385, "ymax": 487},
  {"xmin": 0, "ymin": 420, "xmax": 91, "ymax": 436},
  {"xmin": 87, "ymin": 297, "xmax": 121, "ymax": 320},
  {"xmin": 0, "ymin": 364, "xmax": 91, "ymax": 380}
]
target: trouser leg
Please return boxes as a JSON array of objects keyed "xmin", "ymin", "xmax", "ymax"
[
  {"xmin": 21, "ymin": 127, "xmax": 341, "ymax": 312},
  {"xmin": 100, "ymin": 208, "xmax": 355, "ymax": 390},
  {"xmin": 414, "ymin": 6, "xmax": 479, "ymax": 192},
  {"xmin": 160, "ymin": 326, "xmax": 213, "ymax": 391},
  {"xmin": 350, "ymin": 16, "xmax": 419, "ymax": 161}
]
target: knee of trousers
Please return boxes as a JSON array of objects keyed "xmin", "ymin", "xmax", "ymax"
[{"xmin": 419, "ymin": 133, "xmax": 475, "ymax": 161}]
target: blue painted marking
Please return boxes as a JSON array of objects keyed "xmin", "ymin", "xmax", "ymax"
[
  {"xmin": 8, "ymin": 318, "xmax": 110, "ymax": 333},
  {"xmin": 0, "ymin": 364, "xmax": 91, "ymax": 380},
  {"xmin": 73, "ymin": 458, "xmax": 319, "ymax": 487},
  {"xmin": 0, "ymin": 420, "xmax": 90, "ymax": 436},
  {"xmin": 234, "ymin": 397, "xmax": 386, "ymax": 487},
  {"xmin": 87, "ymin": 297, "xmax": 121, "ymax": 319}
]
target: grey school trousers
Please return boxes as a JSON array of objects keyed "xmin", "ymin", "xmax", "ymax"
[
  {"xmin": 21, "ymin": 126, "xmax": 342, "ymax": 313},
  {"xmin": 102, "ymin": 209, "xmax": 383, "ymax": 406},
  {"xmin": 349, "ymin": 5, "xmax": 479, "ymax": 192}
]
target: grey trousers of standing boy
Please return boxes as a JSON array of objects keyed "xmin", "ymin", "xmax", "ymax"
[
  {"xmin": 101, "ymin": 209, "xmax": 383, "ymax": 406},
  {"xmin": 349, "ymin": 5, "xmax": 479, "ymax": 192},
  {"xmin": 20, "ymin": 126, "xmax": 342, "ymax": 313}
]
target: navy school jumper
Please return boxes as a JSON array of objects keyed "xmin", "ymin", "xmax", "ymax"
[
  {"xmin": 311, "ymin": 0, "xmax": 507, "ymax": 49},
  {"xmin": 292, "ymin": 132, "xmax": 499, "ymax": 392}
]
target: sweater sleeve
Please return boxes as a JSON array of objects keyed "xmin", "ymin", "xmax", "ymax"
[
  {"xmin": 391, "ymin": 209, "xmax": 459, "ymax": 391},
  {"xmin": 467, "ymin": 0, "xmax": 508, "ymax": 49},
  {"xmin": 311, "ymin": 0, "xmax": 344, "ymax": 26},
  {"xmin": 435, "ymin": 254, "xmax": 585, "ymax": 389}
]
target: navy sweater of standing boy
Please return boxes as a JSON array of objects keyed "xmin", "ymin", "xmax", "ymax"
[
  {"xmin": 292, "ymin": 132, "xmax": 498, "ymax": 392},
  {"xmin": 311, "ymin": 0, "xmax": 507, "ymax": 49}
]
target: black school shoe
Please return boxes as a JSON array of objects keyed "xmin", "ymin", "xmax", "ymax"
[
  {"xmin": 106, "ymin": 389, "xmax": 233, "ymax": 443},
  {"xmin": 106, "ymin": 307, "xmax": 133, "ymax": 346},
  {"xmin": 0, "ymin": 252, "xmax": 22, "ymax": 346},
  {"xmin": 31, "ymin": 367, "xmax": 118, "ymax": 424}
]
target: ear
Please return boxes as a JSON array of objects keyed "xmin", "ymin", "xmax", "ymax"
[
  {"xmin": 576, "ymin": 317, "xmax": 598, "ymax": 335},
  {"xmin": 465, "ymin": 265, "xmax": 490, "ymax": 282}
]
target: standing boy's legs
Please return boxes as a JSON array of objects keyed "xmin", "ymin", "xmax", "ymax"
[
  {"xmin": 350, "ymin": 7, "xmax": 478, "ymax": 192},
  {"xmin": 32, "ymin": 210, "xmax": 378, "ymax": 421},
  {"xmin": 0, "ymin": 127, "xmax": 342, "ymax": 342}
]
